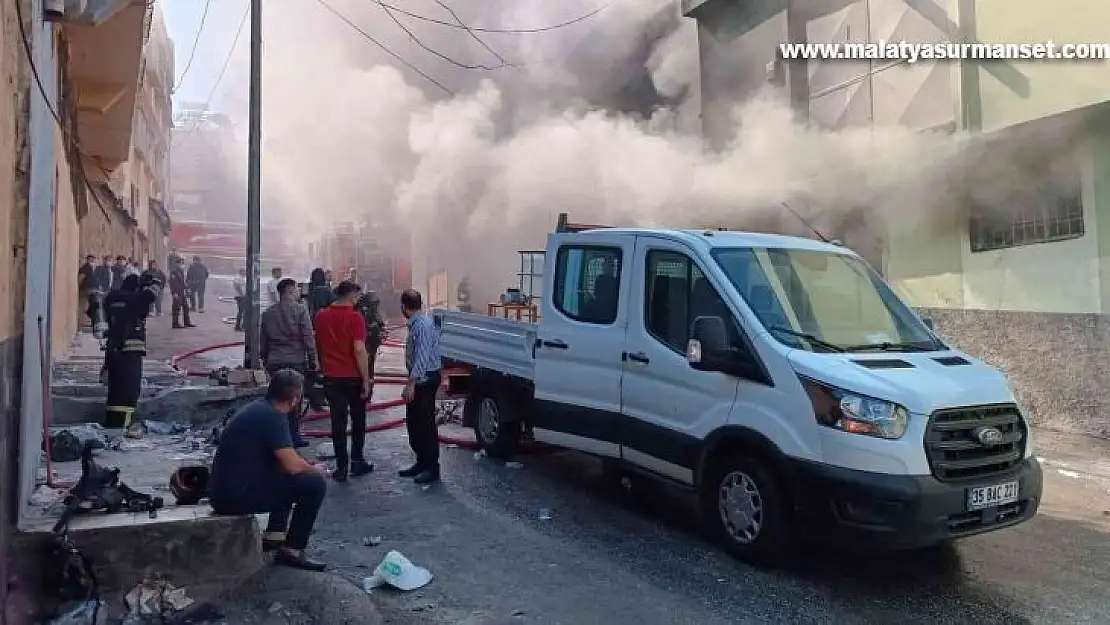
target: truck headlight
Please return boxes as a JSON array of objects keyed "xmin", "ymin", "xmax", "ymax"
[{"xmin": 800, "ymin": 377, "xmax": 909, "ymax": 440}]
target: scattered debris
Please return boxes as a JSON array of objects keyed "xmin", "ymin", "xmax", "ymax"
[
  {"xmin": 47, "ymin": 431, "xmax": 85, "ymax": 463},
  {"xmin": 316, "ymin": 442, "xmax": 336, "ymax": 460},
  {"xmin": 504, "ymin": 461, "xmax": 523, "ymax": 469},
  {"xmin": 538, "ymin": 508, "xmax": 553, "ymax": 521},
  {"xmin": 143, "ymin": 420, "xmax": 188, "ymax": 435},
  {"xmin": 363, "ymin": 536, "xmax": 382, "ymax": 547},
  {"xmin": 372, "ymin": 550, "xmax": 434, "ymax": 591},
  {"xmin": 30, "ymin": 485, "xmax": 66, "ymax": 511},
  {"xmin": 474, "ymin": 449, "xmax": 487, "ymax": 461},
  {"xmin": 124, "ymin": 577, "xmax": 195, "ymax": 619},
  {"xmin": 361, "ymin": 576, "xmax": 381, "ymax": 594},
  {"xmin": 49, "ymin": 424, "xmax": 108, "ymax": 450},
  {"xmin": 268, "ymin": 602, "xmax": 284, "ymax": 614},
  {"xmin": 412, "ymin": 602, "xmax": 437, "ymax": 612},
  {"xmin": 512, "ymin": 609, "xmax": 527, "ymax": 617},
  {"xmin": 47, "ymin": 599, "xmax": 104, "ymax": 625},
  {"xmin": 1057, "ymin": 469, "xmax": 1082, "ymax": 479}
]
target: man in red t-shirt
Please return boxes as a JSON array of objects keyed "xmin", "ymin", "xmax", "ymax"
[{"xmin": 313, "ymin": 281, "xmax": 374, "ymax": 482}]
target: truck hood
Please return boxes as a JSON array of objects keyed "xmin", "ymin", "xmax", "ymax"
[{"xmin": 787, "ymin": 349, "xmax": 1016, "ymax": 414}]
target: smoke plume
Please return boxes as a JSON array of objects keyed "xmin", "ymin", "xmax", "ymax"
[{"xmin": 200, "ymin": 0, "xmax": 1079, "ymax": 302}]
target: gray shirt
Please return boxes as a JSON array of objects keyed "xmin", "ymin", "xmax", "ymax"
[{"xmin": 260, "ymin": 298, "xmax": 318, "ymax": 367}]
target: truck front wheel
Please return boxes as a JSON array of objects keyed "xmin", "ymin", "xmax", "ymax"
[
  {"xmin": 470, "ymin": 389, "xmax": 521, "ymax": 459},
  {"xmin": 700, "ymin": 454, "xmax": 790, "ymax": 564}
]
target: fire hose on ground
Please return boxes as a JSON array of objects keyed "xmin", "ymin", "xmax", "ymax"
[{"xmin": 169, "ymin": 340, "xmax": 497, "ymax": 451}]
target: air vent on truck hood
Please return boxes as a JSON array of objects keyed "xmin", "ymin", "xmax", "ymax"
[
  {"xmin": 933, "ymin": 356, "xmax": 970, "ymax": 366},
  {"xmin": 852, "ymin": 359, "xmax": 914, "ymax": 369}
]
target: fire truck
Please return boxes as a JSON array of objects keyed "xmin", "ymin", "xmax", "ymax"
[
  {"xmin": 308, "ymin": 221, "xmax": 412, "ymax": 320},
  {"xmin": 168, "ymin": 220, "xmax": 302, "ymax": 276}
]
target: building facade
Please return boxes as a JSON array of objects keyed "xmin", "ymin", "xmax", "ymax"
[
  {"xmin": 169, "ymin": 106, "xmax": 241, "ymax": 225},
  {"xmin": 685, "ymin": 0, "xmax": 1110, "ymax": 437},
  {"xmin": 0, "ymin": 2, "xmax": 166, "ymax": 591}
]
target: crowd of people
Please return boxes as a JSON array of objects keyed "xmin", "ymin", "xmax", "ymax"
[
  {"xmin": 209, "ymin": 275, "xmax": 442, "ymax": 571},
  {"xmin": 77, "ymin": 251, "xmax": 211, "ymax": 332}
]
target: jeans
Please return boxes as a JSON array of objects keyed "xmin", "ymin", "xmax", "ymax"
[
  {"xmin": 405, "ymin": 371, "xmax": 441, "ymax": 471},
  {"xmin": 188, "ymin": 283, "xmax": 206, "ymax": 311},
  {"xmin": 324, "ymin": 378, "xmax": 366, "ymax": 471},
  {"xmin": 213, "ymin": 472, "xmax": 327, "ymax": 551}
]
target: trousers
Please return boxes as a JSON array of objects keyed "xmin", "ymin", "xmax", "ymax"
[
  {"xmin": 234, "ymin": 296, "xmax": 246, "ymax": 330},
  {"xmin": 212, "ymin": 472, "xmax": 327, "ymax": 551},
  {"xmin": 103, "ymin": 351, "xmax": 143, "ymax": 429},
  {"xmin": 405, "ymin": 371, "xmax": 441, "ymax": 470},
  {"xmin": 188, "ymin": 282, "xmax": 206, "ymax": 311},
  {"xmin": 324, "ymin": 378, "xmax": 366, "ymax": 470},
  {"xmin": 171, "ymin": 292, "xmax": 191, "ymax": 327}
]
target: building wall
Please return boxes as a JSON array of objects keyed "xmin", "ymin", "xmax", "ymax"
[
  {"xmin": 971, "ymin": 0, "xmax": 1110, "ymax": 133},
  {"xmin": 51, "ymin": 127, "xmax": 80, "ymax": 351}
]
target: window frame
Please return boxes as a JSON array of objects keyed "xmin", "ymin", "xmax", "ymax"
[
  {"xmin": 643, "ymin": 248, "xmax": 696, "ymax": 354},
  {"xmin": 552, "ymin": 244, "xmax": 623, "ymax": 325},
  {"xmin": 968, "ymin": 175, "xmax": 1085, "ymax": 253}
]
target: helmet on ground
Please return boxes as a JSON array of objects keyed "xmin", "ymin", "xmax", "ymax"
[{"xmin": 169, "ymin": 465, "xmax": 210, "ymax": 505}]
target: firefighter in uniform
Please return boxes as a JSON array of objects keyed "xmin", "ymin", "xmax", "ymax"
[
  {"xmin": 102, "ymin": 273, "xmax": 162, "ymax": 434},
  {"xmin": 356, "ymin": 290, "xmax": 387, "ymax": 385}
]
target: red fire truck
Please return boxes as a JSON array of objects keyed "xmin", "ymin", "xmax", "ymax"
[
  {"xmin": 308, "ymin": 221, "xmax": 412, "ymax": 319},
  {"xmin": 168, "ymin": 220, "xmax": 302, "ymax": 276}
]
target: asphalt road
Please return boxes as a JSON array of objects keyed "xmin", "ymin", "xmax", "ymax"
[
  {"xmin": 306, "ymin": 417, "xmax": 1110, "ymax": 625},
  {"xmin": 169, "ymin": 289, "xmax": 1110, "ymax": 625}
]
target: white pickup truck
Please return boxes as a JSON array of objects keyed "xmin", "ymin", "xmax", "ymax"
[{"xmin": 434, "ymin": 225, "xmax": 1042, "ymax": 562}]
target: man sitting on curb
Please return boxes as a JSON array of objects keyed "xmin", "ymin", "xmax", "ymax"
[{"xmin": 210, "ymin": 370, "xmax": 329, "ymax": 571}]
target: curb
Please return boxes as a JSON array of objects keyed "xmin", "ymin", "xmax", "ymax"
[{"xmin": 230, "ymin": 566, "xmax": 383, "ymax": 625}]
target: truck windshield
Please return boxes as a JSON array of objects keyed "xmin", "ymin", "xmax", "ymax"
[{"xmin": 710, "ymin": 247, "xmax": 942, "ymax": 353}]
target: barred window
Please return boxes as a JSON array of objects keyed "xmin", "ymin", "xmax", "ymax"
[{"xmin": 969, "ymin": 177, "xmax": 1084, "ymax": 253}]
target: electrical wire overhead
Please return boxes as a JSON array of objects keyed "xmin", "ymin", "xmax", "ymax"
[
  {"xmin": 173, "ymin": 0, "xmax": 214, "ymax": 92},
  {"xmin": 430, "ymin": 0, "xmax": 515, "ymax": 69},
  {"xmin": 373, "ymin": 0, "xmax": 613, "ymax": 34},
  {"xmin": 378, "ymin": 2, "xmax": 509, "ymax": 70},
  {"xmin": 315, "ymin": 0, "xmax": 455, "ymax": 95}
]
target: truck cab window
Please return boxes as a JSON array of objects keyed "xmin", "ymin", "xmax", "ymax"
[
  {"xmin": 553, "ymin": 246, "xmax": 622, "ymax": 324},
  {"xmin": 645, "ymin": 250, "xmax": 739, "ymax": 353}
]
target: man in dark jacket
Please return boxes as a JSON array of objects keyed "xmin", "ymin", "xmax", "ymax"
[
  {"xmin": 305, "ymin": 268, "xmax": 334, "ymax": 319},
  {"xmin": 142, "ymin": 260, "xmax": 167, "ymax": 316},
  {"xmin": 261, "ymin": 278, "xmax": 320, "ymax": 446},
  {"xmin": 78, "ymin": 255, "xmax": 96, "ymax": 327},
  {"xmin": 169, "ymin": 259, "xmax": 195, "ymax": 329},
  {"xmin": 110, "ymin": 256, "xmax": 128, "ymax": 291},
  {"xmin": 355, "ymin": 290, "xmax": 386, "ymax": 381},
  {"xmin": 186, "ymin": 256, "xmax": 210, "ymax": 313}
]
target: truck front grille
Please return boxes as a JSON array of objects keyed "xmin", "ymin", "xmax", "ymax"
[{"xmin": 924, "ymin": 404, "xmax": 1027, "ymax": 482}]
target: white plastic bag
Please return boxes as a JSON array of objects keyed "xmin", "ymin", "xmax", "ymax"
[{"xmin": 372, "ymin": 550, "xmax": 433, "ymax": 591}]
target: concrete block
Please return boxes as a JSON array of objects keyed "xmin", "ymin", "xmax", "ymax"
[
  {"xmin": 18, "ymin": 505, "xmax": 264, "ymax": 597},
  {"xmin": 231, "ymin": 567, "xmax": 384, "ymax": 625},
  {"xmin": 51, "ymin": 385, "xmax": 264, "ymax": 426}
]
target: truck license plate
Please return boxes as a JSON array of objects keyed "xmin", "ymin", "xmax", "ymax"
[{"xmin": 966, "ymin": 481, "xmax": 1019, "ymax": 511}]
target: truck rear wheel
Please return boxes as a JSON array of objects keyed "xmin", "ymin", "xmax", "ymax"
[
  {"xmin": 700, "ymin": 454, "xmax": 790, "ymax": 564},
  {"xmin": 470, "ymin": 389, "xmax": 521, "ymax": 459}
]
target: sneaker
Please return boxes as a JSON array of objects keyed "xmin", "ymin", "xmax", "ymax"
[
  {"xmin": 351, "ymin": 460, "xmax": 374, "ymax": 477},
  {"xmin": 273, "ymin": 550, "xmax": 326, "ymax": 572},
  {"xmin": 413, "ymin": 469, "xmax": 440, "ymax": 485}
]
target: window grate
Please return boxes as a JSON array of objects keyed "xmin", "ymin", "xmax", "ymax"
[{"xmin": 969, "ymin": 184, "xmax": 1084, "ymax": 253}]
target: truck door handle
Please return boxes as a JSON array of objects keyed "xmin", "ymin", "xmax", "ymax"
[
  {"xmin": 624, "ymin": 351, "xmax": 650, "ymax": 364},
  {"xmin": 542, "ymin": 339, "xmax": 568, "ymax": 349}
]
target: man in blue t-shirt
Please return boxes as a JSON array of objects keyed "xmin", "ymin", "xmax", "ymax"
[{"xmin": 210, "ymin": 369, "xmax": 329, "ymax": 571}]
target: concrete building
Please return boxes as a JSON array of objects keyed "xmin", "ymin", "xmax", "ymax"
[
  {"xmin": 0, "ymin": 1, "xmax": 169, "ymax": 593},
  {"xmin": 169, "ymin": 106, "xmax": 242, "ymax": 224},
  {"xmin": 684, "ymin": 0, "xmax": 1110, "ymax": 436}
]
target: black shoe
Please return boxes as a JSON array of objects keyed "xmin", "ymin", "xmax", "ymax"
[
  {"xmin": 332, "ymin": 468, "xmax": 348, "ymax": 483},
  {"xmin": 398, "ymin": 464, "xmax": 422, "ymax": 478},
  {"xmin": 351, "ymin": 460, "xmax": 374, "ymax": 477},
  {"xmin": 262, "ymin": 538, "xmax": 284, "ymax": 552},
  {"xmin": 413, "ymin": 469, "xmax": 440, "ymax": 485},
  {"xmin": 172, "ymin": 324, "xmax": 183, "ymax": 329},
  {"xmin": 273, "ymin": 550, "xmax": 326, "ymax": 572},
  {"xmin": 185, "ymin": 323, "xmax": 197, "ymax": 328}
]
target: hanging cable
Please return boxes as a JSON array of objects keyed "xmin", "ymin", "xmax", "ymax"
[
  {"xmin": 315, "ymin": 0, "xmax": 455, "ymax": 95},
  {"xmin": 378, "ymin": 2, "xmax": 507, "ymax": 70},
  {"xmin": 430, "ymin": 0, "xmax": 515, "ymax": 69},
  {"xmin": 173, "ymin": 2, "xmax": 249, "ymax": 140},
  {"xmin": 173, "ymin": 0, "xmax": 214, "ymax": 92},
  {"xmin": 373, "ymin": 0, "xmax": 613, "ymax": 34}
]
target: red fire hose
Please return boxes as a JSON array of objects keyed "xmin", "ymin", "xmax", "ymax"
[{"xmin": 169, "ymin": 341, "xmax": 481, "ymax": 449}]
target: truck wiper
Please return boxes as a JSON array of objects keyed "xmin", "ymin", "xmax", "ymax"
[
  {"xmin": 841, "ymin": 341, "xmax": 934, "ymax": 353},
  {"xmin": 765, "ymin": 326, "xmax": 843, "ymax": 353}
]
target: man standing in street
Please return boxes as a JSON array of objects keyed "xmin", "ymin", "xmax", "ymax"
[
  {"xmin": 356, "ymin": 290, "xmax": 386, "ymax": 383},
  {"xmin": 233, "ymin": 268, "xmax": 247, "ymax": 331},
  {"xmin": 267, "ymin": 267, "xmax": 283, "ymax": 308},
  {"xmin": 78, "ymin": 254, "xmax": 96, "ymax": 328},
  {"xmin": 111, "ymin": 256, "xmax": 128, "ymax": 291},
  {"xmin": 142, "ymin": 260, "xmax": 167, "ymax": 317},
  {"xmin": 398, "ymin": 289, "xmax": 442, "ymax": 485},
  {"xmin": 210, "ymin": 370, "xmax": 329, "ymax": 571},
  {"xmin": 101, "ymin": 273, "xmax": 161, "ymax": 436},
  {"xmin": 187, "ymin": 256, "xmax": 210, "ymax": 313},
  {"xmin": 260, "ymin": 278, "xmax": 318, "ymax": 448},
  {"xmin": 169, "ymin": 258, "xmax": 195, "ymax": 329},
  {"xmin": 313, "ymin": 281, "xmax": 374, "ymax": 483}
]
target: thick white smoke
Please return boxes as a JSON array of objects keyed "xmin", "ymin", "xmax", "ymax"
[{"xmin": 200, "ymin": 0, "xmax": 1076, "ymax": 301}]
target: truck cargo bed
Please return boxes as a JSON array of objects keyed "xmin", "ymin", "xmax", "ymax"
[{"xmin": 435, "ymin": 310, "xmax": 536, "ymax": 381}]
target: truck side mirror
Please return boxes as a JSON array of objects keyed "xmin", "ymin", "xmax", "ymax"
[
  {"xmin": 688, "ymin": 316, "xmax": 728, "ymax": 371},
  {"xmin": 921, "ymin": 316, "xmax": 935, "ymax": 332}
]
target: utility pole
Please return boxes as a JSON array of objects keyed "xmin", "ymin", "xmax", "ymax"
[{"xmin": 244, "ymin": 0, "xmax": 263, "ymax": 368}]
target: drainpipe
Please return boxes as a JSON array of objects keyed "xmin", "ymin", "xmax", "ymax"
[{"xmin": 18, "ymin": 0, "xmax": 59, "ymax": 527}]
